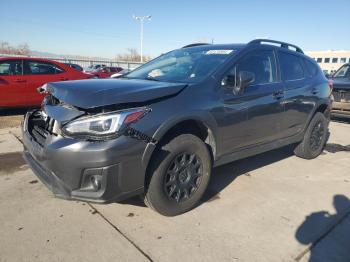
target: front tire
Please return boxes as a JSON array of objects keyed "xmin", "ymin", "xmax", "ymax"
[
  {"xmin": 294, "ymin": 112, "xmax": 328, "ymax": 159},
  {"xmin": 144, "ymin": 134, "xmax": 212, "ymax": 216}
]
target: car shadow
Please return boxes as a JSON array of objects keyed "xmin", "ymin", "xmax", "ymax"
[
  {"xmin": 119, "ymin": 145, "xmax": 296, "ymax": 208},
  {"xmin": 0, "ymin": 107, "xmax": 35, "ymax": 116},
  {"xmin": 331, "ymin": 116, "xmax": 350, "ymax": 124},
  {"xmin": 295, "ymin": 195, "xmax": 350, "ymax": 261},
  {"xmin": 324, "ymin": 143, "xmax": 350, "ymax": 153},
  {"xmin": 201, "ymin": 144, "xmax": 295, "ymax": 202}
]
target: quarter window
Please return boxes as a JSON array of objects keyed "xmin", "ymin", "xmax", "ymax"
[
  {"xmin": 304, "ymin": 59, "xmax": 319, "ymax": 77},
  {"xmin": 279, "ymin": 52, "xmax": 305, "ymax": 81},
  {"xmin": 26, "ymin": 61, "xmax": 64, "ymax": 75},
  {"xmin": 0, "ymin": 60, "xmax": 23, "ymax": 76}
]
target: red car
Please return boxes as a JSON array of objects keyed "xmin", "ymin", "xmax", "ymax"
[
  {"xmin": 86, "ymin": 66, "xmax": 124, "ymax": 78},
  {"xmin": 0, "ymin": 57, "xmax": 93, "ymax": 108}
]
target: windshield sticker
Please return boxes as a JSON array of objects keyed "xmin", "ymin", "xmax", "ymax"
[{"xmin": 205, "ymin": 50, "xmax": 234, "ymax": 55}]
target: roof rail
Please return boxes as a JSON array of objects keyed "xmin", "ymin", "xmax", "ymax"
[
  {"xmin": 182, "ymin": 43, "xmax": 210, "ymax": 48},
  {"xmin": 248, "ymin": 39, "xmax": 304, "ymax": 54}
]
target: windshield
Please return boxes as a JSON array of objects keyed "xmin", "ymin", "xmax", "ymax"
[
  {"xmin": 333, "ymin": 64, "xmax": 349, "ymax": 78},
  {"xmin": 126, "ymin": 47, "xmax": 236, "ymax": 83}
]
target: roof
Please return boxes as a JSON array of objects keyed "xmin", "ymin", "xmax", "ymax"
[
  {"xmin": 182, "ymin": 43, "xmax": 246, "ymax": 51},
  {"xmin": 0, "ymin": 56, "xmax": 56, "ymax": 62}
]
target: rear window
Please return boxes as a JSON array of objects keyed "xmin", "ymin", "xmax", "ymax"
[
  {"xmin": 279, "ymin": 52, "xmax": 305, "ymax": 81},
  {"xmin": 26, "ymin": 61, "xmax": 64, "ymax": 75},
  {"xmin": 0, "ymin": 60, "xmax": 23, "ymax": 76}
]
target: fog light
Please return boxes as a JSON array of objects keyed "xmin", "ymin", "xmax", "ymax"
[{"xmin": 91, "ymin": 175, "xmax": 101, "ymax": 190}]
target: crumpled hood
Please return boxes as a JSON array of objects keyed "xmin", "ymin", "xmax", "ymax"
[
  {"xmin": 332, "ymin": 78, "xmax": 350, "ymax": 90},
  {"xmin": 45, "ymin": 78, "xmax": 187, "ymax": 109}
]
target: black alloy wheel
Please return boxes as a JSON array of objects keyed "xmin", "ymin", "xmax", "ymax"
[{"xmin": 163, "ymin": 153, "xmax": 203, "ymax": 203}]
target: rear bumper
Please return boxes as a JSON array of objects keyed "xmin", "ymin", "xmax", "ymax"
[
  {"xmin": 22, "ymin": 114, "xmax": 147, "ymax": 203},
  {"xmin": 331, "ymin": 101, "xmax": 350, "ymax": 118}
]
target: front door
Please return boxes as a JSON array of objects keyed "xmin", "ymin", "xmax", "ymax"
[
  {"xmin": 218, "ymin": 48, "xmax": 285, "ymax": 155},
  {"xmin": 0, "ymin": 59, "xmax": 28, "ymax": 107}
]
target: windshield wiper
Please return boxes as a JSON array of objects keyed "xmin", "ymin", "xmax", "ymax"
[{"xmin": 145, "ymin": 76, "xmax": 160, "ymax": 81}]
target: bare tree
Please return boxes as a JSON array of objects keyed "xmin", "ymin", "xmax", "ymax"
[
  {"xmin": 16, "ymin": 43, "xmax": 30, "ymax": 55},
  {"xmin": 115, "ymin": 48, "xmax": 151, "ymax": 62},
  {"xmin": 0, "ymin": 42, "xmax": 30, "ymax": 55}
]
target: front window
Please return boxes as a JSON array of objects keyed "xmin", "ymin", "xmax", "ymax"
[
  {"xmin": 125, "ymin": 47, "xmax": 236, "ymax": 83},
  {"xmin": 333, "ymin": 64, "xmax": 349, "ymax": 78},
  {"xmin": 0, "ymin": 60, "xmax": 23, "ymax": 76},
  {"xmin": 222, "ymin": 49, "xmax": 277, "ymax": 89}
]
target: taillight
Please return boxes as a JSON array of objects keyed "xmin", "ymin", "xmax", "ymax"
[{"xmin": 328, "ymin": 80, "xmax": 334, "ymax": 91}]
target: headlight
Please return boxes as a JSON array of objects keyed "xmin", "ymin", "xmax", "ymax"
[{"xmin": 62, "ymin": 107, "xmax": 149, "ymax": 139}]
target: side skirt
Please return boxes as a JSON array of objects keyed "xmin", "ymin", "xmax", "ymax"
[{"xmin": 213, "ymin": 132, "xmax": 304, "ymax": 167}]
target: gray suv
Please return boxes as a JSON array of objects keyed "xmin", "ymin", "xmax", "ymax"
[{"xmin": 22, "ymin": 40, "xmax": 332, "ymax": 216}]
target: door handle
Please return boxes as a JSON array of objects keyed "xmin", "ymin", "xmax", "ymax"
[
  {"xmin": 59, "ymin": 78, "xmax": 68, "ymax": 81},
  {"xmin": 14, "ymin": 79, "xmax": 27, "ymax": 83},
  {"xmin": 272, "ymin": 90, "xmax": 284, "ymax": 100},
  {"xmin": 311, "ymin": 88, "xmax": 318, "ymax": 95}
]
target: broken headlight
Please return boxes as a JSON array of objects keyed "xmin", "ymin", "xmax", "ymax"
[{"xmin": 62, "ymin": 108, "xmax": 149, "ymax": 139}]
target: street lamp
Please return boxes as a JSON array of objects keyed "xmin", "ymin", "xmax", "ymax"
[{"xmin": 133, "ymin": 15, "xmax": 152, "ymax": 63}]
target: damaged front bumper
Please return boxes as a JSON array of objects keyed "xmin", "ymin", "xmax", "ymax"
[{"xmin": 22, "ymin": 110, "xmax": 148, "ymax": 203}]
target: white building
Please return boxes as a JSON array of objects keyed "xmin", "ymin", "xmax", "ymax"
[{"xmin": 305, "ymin": 50, "xmax": 350, "ymax": 75}]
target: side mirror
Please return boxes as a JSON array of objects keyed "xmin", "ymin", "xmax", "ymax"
[{"xmin": 238, "ymin": 71, "xmax": 255, "ymax": 90}]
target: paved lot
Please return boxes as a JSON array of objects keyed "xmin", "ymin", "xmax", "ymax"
[{"xmin": 0, "ymin": 112, "xmax": 349, "ymax": 262}]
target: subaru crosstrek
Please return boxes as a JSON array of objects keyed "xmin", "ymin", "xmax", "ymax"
[{"xmin": 22, "ymin": 39, "xmax": 332, "ymax": 216}]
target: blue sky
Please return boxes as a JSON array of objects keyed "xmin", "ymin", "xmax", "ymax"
[{"xmin": 1, "ymin": 0, "xmax": 349, "ymax": 58}]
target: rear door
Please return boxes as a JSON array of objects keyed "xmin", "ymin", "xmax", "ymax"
[
  {"xmin": 278, "ymin": 51, "xmax": 314, "ymax": 137},
  {"xmin": 23, "ymin": 60, "xmax": 67, "ymax": 106},
  {"xmin": 218, "ymin": 48, "xmax": 285, "ymax": 154},
  {"xmin": 0, "ymin": 59, "xmax": 28, "ymax": 107}
]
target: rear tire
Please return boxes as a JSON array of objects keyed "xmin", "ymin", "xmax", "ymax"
[
  {"xmin": 144, "ymin": 134, "xmax": 211, "ymax": 216},
  {"xmin": 294, "ymin": 112, "xmax": 328, "ymax": 159}
]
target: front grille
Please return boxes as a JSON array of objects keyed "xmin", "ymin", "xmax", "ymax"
[
  {"xmin": 333, "ymin": 90, "xmax": 350, "ymax": 102},
  {"xmin": 27, "ymin": 111, "xmax": 56, "ymax": 146}
]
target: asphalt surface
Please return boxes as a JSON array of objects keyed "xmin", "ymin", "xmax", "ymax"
[{"xmin": 0, "ymin": 111, "xmax": 349, "ymax": 262}]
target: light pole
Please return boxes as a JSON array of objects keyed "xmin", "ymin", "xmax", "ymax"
[{"xmin": 133, "ymin": 15, "xmax": 151, "ymax": 63}]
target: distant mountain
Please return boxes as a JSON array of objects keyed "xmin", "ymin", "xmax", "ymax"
[
  {"xmin": 29, "ymin": 50, "xmax": 112, "ymax": 61},
  {"xmin": 30, "ymin": 50, "xmax": 62, "ymax": 58}
]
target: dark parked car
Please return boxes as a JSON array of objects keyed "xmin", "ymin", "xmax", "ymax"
[
  {"xmin": 22, "ymin": 39, "xmax": 332, "ymax": 216},
  {"xmin": 63, "ymin": 63, "xmax": 83, "ymax": 72},
  {"xmin": 329, "ymin": 63, "xmax": 350, "ymax": 118}
]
